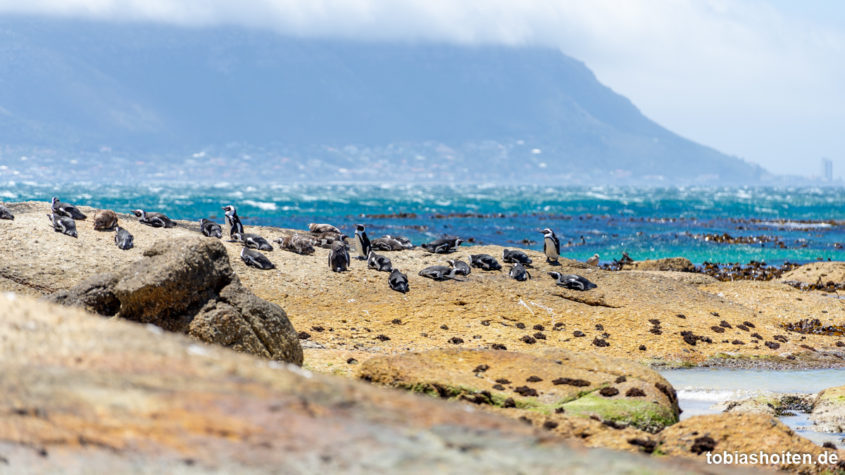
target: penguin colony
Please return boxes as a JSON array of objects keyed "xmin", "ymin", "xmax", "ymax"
[{"xmin": 12, "ymin": 198, "xmax": 601, "ymax": 293}]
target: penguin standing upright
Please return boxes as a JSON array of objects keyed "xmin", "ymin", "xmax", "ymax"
[
  {"xmin": 222, "ymin": 205, "xmax": 244, "ymax": 240},
  {"xmin": 541, "ymin": 228, "xmax": 561, "ymax": 264},
  {"xmin": 353, "ymin": 224, "xmax": 371, "ymax": 260}
]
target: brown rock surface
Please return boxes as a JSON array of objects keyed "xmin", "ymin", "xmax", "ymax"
[
  {"xmin": 623, "ymin": 257, "xmax": 695, "ymax": 272},
  {"xmin": 358, "ymin": 348, "xmax": 680, "ymax": 432},
  {"xmin": 0, "ymin": 293, "xmax": 743, "ymax": 474},
  {"xmin": 1, "ymin": 201, "xmax": 843, "ymax": 369},
  {"xmin": 45, "ymin": 235, "xmax": 302, "ymax": 364},
  {"xmin": 657, "ymin": 413, "xmax": 844, "ymax": 473}
]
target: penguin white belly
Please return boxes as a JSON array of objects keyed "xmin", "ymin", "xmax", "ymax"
[{"xmin": 545, "ymin": 237, "xmax": 558, "ymax": 259}]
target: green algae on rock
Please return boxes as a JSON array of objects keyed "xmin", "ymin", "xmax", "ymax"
[{"xmin": 358, "ymin": 348, "xmax": 680, "ymax": 432}]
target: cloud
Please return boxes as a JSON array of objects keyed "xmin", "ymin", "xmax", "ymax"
[{"xmin": 1, "ymin": 0, "xmax": 844, "ymax": 176}]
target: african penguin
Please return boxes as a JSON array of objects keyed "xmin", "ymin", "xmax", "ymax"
[
  {"xmin": 509, "ymin": 263, "xmax": 531, "ymax": 281},
  {"xmin": 447, "ymin": 259, "xmax": 471, "ymax": 276},
  {"xmin": 421, "ymin": 236, "xmax": 462, "ymax": 254},
  {"xmin": 371, "ymin": 235, "xmax": 413, "ymax": 251},
  {"xmin": 548, "ymin": 272, "xmax": 597, "ymax": 291},
  {"xmin": 541, "ymin": 228, "xmax": 561, "ymax": 264},
  {"xmin": 222, "ymin": 205, "xmax": 244, "ymax": 240},
  {"xmin": 232, "ymin": 232, "xmax": 273, "ymax": 251},
  {"xmin": 47, "ymin": 213, "xmax": 77, "ymax": 238},
  {"xmin": 133, "ymin": 209, "xmax": 176, "ymax": 228},
  {"xmin": 388, "ymin": 269, "xmax": 409, "ymax": 293},
  {"xmin": 586, "ymin": 254, "xmax": 600, "ymax": 266},
  {"xmin": 469, "ymin": 254, "xmax": 502, "ymax": 271},
  {"xmin": 0, "ymin": 204, "xmax": 13, "ymax": 220},
  {"xmin": 418, "ymin": 265, "xmax": 460, "ymax": 281},
  {"xmin": 353, "ymin": 224, "xmax": 371, "ymax": 260},
  {"xmin": 308, "ymin": 223, "xmax": 341, "ymax": 234},
  {"xmin": 367, "ymin": 251, "xmax": 393, "ymax": 272},
  {"xmin": 92, "ymin": 210, "xmax": 118, "ymax": 231},
  {"xmin": 502, "ymin": 248, "xmax": 532, "ymax": 266},
  {"xmin": 199, "ymin": 219, "xmax": 223, "ymax": 238},
  {"xmin": 51, "ymin": 197, "xmax": 87, "ymax": 220},
  {"xmin": 114, "ymin": 226, "xmax": 134, "ymax": 250},
  {"xmin": 241, "ymin": 247, "xmax": 275, "ymax": 270},
  {"xmin": 275, "ymin": 234, "xmax": 316, "ymax": 255},
  {"xmin": 328, "ymin": 236, "xmax": 351, "ymax": 272}
]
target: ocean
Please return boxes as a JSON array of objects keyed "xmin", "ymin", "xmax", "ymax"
[{"xmin": 3, "ymin": 182, "xmax": 843, "ymax": 265}]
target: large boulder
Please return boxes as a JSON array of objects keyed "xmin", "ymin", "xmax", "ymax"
[
  {"xmin": 46, "ymin": 237, "xmax": 302, "ymax": 364},
  {"xmin": 359, "ymin": 348, "xmax": 680, "ymax": 432},
  {"xmin": 0, "ymin": 293, "xmax": 739, "ymax": 474},
  {"xmin": 810, "ymin": 385, "xmax": 845, "ymax": 433},
  {"xmin": 657, "ymin": 413, "xmax": 843, "ymax": 473}
]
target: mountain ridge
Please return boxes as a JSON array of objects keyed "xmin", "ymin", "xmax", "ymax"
[{"xmin": 0, "ymin": 18, "xmax": 766, "ymax": 184}]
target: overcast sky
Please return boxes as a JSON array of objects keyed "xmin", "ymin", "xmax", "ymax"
[{"xmin": 2, "ymin": 0, "xmax": 843, "ymax": 179}]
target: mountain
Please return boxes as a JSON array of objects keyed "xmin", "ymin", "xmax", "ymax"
[{"xmin": 0, "ymin": 18, "xmax": 767, "ymax": 184}]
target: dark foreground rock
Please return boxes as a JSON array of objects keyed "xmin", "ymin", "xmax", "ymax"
[
  {"xmin": 46, "ymin": 236, "xmax": 302, "ymax": 365},
  {"xmin": 0, "ymin": 294, "xmax": 743, "ymax": 474},
  {"xmin": 359, "ymin": 348, "xmax": 681, "ymax": 432}
]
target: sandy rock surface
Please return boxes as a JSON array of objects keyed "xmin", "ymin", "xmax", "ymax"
[
  {"xmin": 0, "ymin": 293, "xmax": 745, "ymax": 474},
  {"xmin": 780, "ymin": 262, "xmax": 845, "ymax": 285},
  {"xmin": 658, "ymin": 413, "xmax": 844, "ymax": 473},
  {"xmin": 1, "ymin": 202, "xmax": 843, "ymax": 370}
]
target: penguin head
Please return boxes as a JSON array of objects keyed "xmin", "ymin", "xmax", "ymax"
[
  {"xmin": 548, "ymin": 271, "xmax": 562, "ymax": 279},
  {"xmin": 51, "ymin": 197, "xmax": 59, "ymax": 205},
  {"xmin": 447, "ymin": 259, "xmax": 455, "ymax": 267},
  {"xmin": 541, "ymin": 228, "xmax": 553, "ymax": 236},
  {"xmin": 132, "ymin": 209, "xmax": 144, "ymax": 218},
  {"xmin": 223, "ymin": 205, "xmax": 236, "ymax": 216},
  {"xmin": 231, "ymin": 232, "xmax": 243, "ymax": 242}
]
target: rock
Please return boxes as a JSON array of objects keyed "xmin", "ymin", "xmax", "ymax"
[
  {"xmin": 716, "ymin": 393, "xmax": 814, "ymax": 417},
  {"xmin": 45, "ymin": 236, "xmax": 302, "ymax": 364},
  {"xmin": 358, "ymin": 348, "xmax": 680, "ymax": 432},
  {"xmin": 0, "ymin": 293, "xmax": 735, "ymax": 474},
  {"xmin": 779, "ymin": 262, "xmax": 845, "ymax": 286},
  {"xmin": 2, "ymin": 202, "xmax": 843, "ymax": 368},
  {"xmin": 622, "ymin": 257, "xmax": 695, "ymax": 273},
  {"xmin": 658, "ymin": 413, "xmax": 843, "ymax": 473},
  {"xmin": 810, "ymin": 385, "xmax": 845, "ymax": 433}
]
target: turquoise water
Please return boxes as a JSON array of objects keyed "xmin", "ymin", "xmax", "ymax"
[
  {"xmin": 2, "ymin": 183, "xmax": 843, "ymax": 265},
  {"xmin": 662, "ymin": 368, "xmax": 845, "ymax": 448}
]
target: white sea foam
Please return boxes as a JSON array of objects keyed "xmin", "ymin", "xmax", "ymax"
[{"xmin": 243, "ymin": 199, "xmax": 277, "ymax": 211}]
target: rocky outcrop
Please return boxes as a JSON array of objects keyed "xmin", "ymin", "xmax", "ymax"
[
  {"xmin": 779, "ymin": 262, "xmax": 845, "ymax": 286},
  {"xmin": 658, "ymin": 413, "xmax": 843, "ymax": 473},
  {"xmin": 46, "ymin": 236, "xmax": 302, "ymax": 364},
  {"xmin": 0, "ymin": 293, "xmax": 738, "ymax": 474},
  {"xmin": 716, "ymin": 393, "xmax": 814, "ymax": 417},
  {"xmin": 810, "ymin": 385, "xmax": 845, "ymax": 433},
  {"xmin": 359, "ymin": 348, "xmax": 680, "ymax": 432},
  {"xmin": 622, "ymin": 257, "xmax": 695, "ymax": 272},
  {"xmin": 2, "ymin": 202, "xmax": 843, "ymax": 369}
]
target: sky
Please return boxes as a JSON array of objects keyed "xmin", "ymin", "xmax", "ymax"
[{"xmin": 0, "ymin": 0, "xmax": 843, "ymax": 179}]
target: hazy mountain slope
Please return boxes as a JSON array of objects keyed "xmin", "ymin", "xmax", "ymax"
[{"xmin": 0, "ymin": 18, "xmax": 764, "ymax": 183}]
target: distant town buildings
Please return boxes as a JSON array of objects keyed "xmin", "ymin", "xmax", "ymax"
[{"xmin": 821, "ymin": 158, "xmax": 833, "ymax": 182}]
